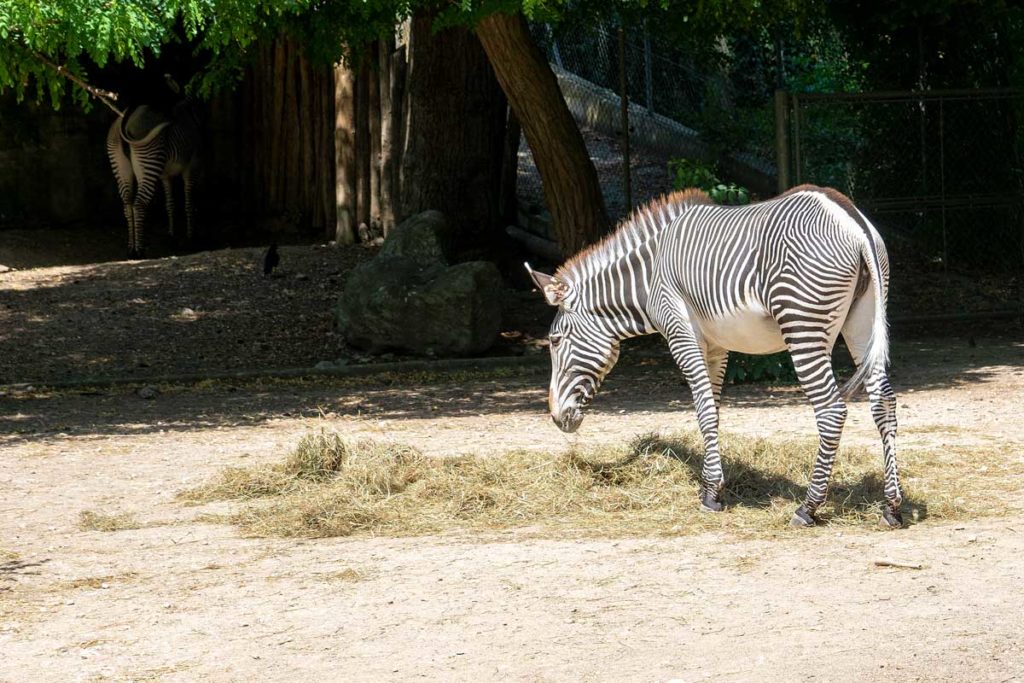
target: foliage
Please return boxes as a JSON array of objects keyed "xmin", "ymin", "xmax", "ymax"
[
  {"xmin": 0, "ymin": 0, "xmax": 410, "ymax": 108},
  {"xmin": 708, "ymin": 183, "xmax": 749, "ymax": 206},
  {"xmin": 667, "ymin": 157, "xmax": 720, "ymax": 193},
  {"xmin": 668, "ymin": 157, "xmax": 750, "ymax": 205},
  {"xmin": 725, "ymin": 351, "xmax": 796, "ymax": 384}
]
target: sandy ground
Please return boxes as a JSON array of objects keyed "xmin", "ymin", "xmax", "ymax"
[{"xmin": 2, "ymin": 332, "xmax": 1024, "ymax": 682}]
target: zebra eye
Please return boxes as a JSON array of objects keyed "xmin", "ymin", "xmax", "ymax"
[{"xmin": 549, "ymin": 334, "xmax": 563, "ymax": 348}]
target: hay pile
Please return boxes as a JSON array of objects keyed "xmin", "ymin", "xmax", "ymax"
[{"xmin": 181, "ymin": 430, "xmax": 1019, "ymax": 538}]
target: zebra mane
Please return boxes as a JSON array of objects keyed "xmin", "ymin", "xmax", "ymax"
[{"xmin": 557, "ymin": 188, "xmax": 712, "ymax": 281}]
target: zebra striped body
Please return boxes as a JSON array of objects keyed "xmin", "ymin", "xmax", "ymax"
[
  {"xmin": 106, "ymin": 100, "xmax": 201, "ymax": 258},
  {"xmin": 528, "ymin": 185, "xmax": 901, "ymax": 528}
]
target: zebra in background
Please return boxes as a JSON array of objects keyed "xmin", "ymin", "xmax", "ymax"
[
  {"xmin": 527, "ymin": 185, "xmax": 902, "ymax": 528},
  {"xmin": 106, "ymin": 76, "xmax": 201, "ymax": 258}
]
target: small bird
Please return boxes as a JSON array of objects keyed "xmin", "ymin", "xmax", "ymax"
[{"xmin": 263, "ymin": 243, "xmax": 279, "ymax": 276}]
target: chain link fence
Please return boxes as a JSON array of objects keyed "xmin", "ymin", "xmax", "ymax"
[{"xmin": 781, "ymin": 89, "xmax": 1024, "ymax": 317}]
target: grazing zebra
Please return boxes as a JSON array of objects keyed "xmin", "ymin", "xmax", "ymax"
[
  {"xmin": 527, "ymin": 185, "xmax": 901, "ymax": 528},
  {"xmin": 106, "ymin": 93, "xmax": 201, "ymax": 258}
]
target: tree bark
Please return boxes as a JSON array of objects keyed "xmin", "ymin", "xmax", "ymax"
[
  {"xmin": 476, "ymin": 12, "xmax": 609, "ymax": 256},
  {"xmin": 399, "ymin": 11, "xmax": 509, "ymax": 246}
]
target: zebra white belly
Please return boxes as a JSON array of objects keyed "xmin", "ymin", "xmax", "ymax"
[{"xmin": 694, "ymin": 306, "xmax": 787, "ymax": 355}]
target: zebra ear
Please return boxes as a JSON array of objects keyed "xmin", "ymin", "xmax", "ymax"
[{"xmin": 524, "ymin": 262, "xmax": 569, "ymax": 306}]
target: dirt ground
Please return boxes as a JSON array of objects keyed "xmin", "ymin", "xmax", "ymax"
[{"xmin": 2, "ymin": 322, "xmax": 1024, "ymax": 681}]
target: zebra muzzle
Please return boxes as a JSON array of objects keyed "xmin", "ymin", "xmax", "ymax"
[{"xmin": 555, "ymin": 408, "xmax": 584, "ymax": 433}]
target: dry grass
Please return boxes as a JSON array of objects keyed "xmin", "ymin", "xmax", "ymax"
[
  {"xmin": 77, "ymin": 510, "xmax": 142, "ymax": 532},
  {"xmin": 181, "ymin": 430, "xmax": 1023, "ymax": 539}
]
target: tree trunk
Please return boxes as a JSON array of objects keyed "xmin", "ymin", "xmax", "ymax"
[
  {"xmin": 476, "ymin": 11, "xmax": 609, "ymax": 256},
  {"xmin": 399, "ymin": 12, "xmax": 509, "ymax": 246}
]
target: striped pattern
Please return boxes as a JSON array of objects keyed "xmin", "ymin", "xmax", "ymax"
[
  {"xmin": 529, "ymin": 185, "xmax": 902, "ymax": 526},
  {"xmin": 106, "ymin": 100, "xmax": 201, "ymax": 258}
]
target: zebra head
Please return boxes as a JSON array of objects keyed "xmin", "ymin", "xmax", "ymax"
[{"xmin": 526, "ymin": 263, "xmax": 621, "ymax": 433}]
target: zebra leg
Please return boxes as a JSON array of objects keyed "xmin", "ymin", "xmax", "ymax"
[
  {"xmin": 122, "ymin": 204, "xmax": 136, "ymax": 257},
  {"xmin": 163, "ymin": 177, "xmax": 176, "ymax": 237},
  {"xmin": 842, "ymin": 299, "xmax": 902, "ymax": 528},
  {"xmin": 131, "ymin": 203, "xmax": 150, "ymax": 257},
  {"xmin": 182, "ymin": 169, "xmax": 196, "ymax": 244},
  {"xmin": 788, "ymin": 344, "xmax": 847, "ymax": 527},
  {"xmin": 664, "ymin": 321, "xmax": 725, "ymax": 511},
  {"xmin": 868, "ymin": 369, "xmax": 901, "ymax": 527},
  {"xmin": 130, "ymin": 169, "xmax": 162, "ymax": 259},
  {"xmin": 705, "ymin": 346, "xmax": 729, "ymax": 410}
]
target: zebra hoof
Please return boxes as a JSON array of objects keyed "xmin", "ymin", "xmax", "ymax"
[
  {"xmin": 880, "ymin": 506, "xmax": 904, "ymax": 529},
  {"xmin": 699, "ymin": 491, "xmax": 723, "ymax": 513},
  {"xmin": 789, "ymin": 505, "xmax": 817, "ymax": 528}
]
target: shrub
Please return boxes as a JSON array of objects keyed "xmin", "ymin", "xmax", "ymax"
[{"xmin": 668, "ymin": 158, "xmax": 750, "ymax": 206}]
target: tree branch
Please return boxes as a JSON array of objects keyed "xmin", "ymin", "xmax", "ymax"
[{"xmin": 31, "ymin": 50, "xmax": 124, "ymax": 116}]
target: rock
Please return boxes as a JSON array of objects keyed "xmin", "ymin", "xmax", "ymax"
[
  {"xmin": 137, "ymin": 385, "xmax": 158, "ymax": 400},
  {"xmin": 378, "ymin": 210, "xmax": 454, "ymax": 264},
  {"xmin": 313, "ymin": 360, "xmax": 335, "ymax": 371},
  {"xmin": 337, "ymin": 256, "xmax": 503, "ymax": 356},
  {"xmin": 0, "ymin": 264, "xmax": 11, "ymax": 273}
]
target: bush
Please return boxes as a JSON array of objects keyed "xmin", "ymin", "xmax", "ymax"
[
  {"xmin": 668, "ymin": 157, "xmax": 720, "ymax": 192},
  {"xmin": 708, "ymin": 183, "xmax": 750, "ymax": 205},
  {"xmin": 668, "ymin": 158, "xmax": 750, "ymax": 206}
]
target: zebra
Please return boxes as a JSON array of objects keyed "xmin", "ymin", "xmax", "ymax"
[
  {"xmin": 526, "ymin": 184, "xmax": 901, "ymax": 528},
  {"xmin": 106, "ymin": 85, "xmax": 201, "ymax": 258}
]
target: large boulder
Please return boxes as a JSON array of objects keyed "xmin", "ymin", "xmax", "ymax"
[{"xmin": 337, "ymin": 211, "xmax": 503, "ymax": 356}]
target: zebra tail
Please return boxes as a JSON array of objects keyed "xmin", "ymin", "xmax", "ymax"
[{"xmin": 840, "ymin": 225, "xmax": 889, "ymax": 400}]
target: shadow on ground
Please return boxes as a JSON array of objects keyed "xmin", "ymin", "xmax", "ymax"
[{"xmin": 642, "ymin": 433, "xmax": 929, "ymax": 524}]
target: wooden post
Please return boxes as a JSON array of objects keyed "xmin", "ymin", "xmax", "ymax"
[
  {"xmin": 355, "ymin": 53, "xmax": 371, "ymax": 233},
  {"xmin": 368, "ymin": 42, "xmax": 382, "ymax": 233},
  {"xmin": 333, "ymin": 62, "xmax": 356, "ymax": 244},
  {"xmin": 378, "ymin": 37, "xmax": 397, "ymax": 236},
  {"xmin": 774, "ymin": 89, "xmax": 791, "ymax": 194}
]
